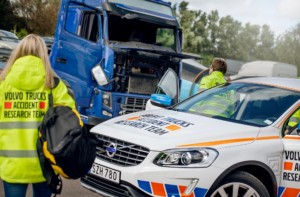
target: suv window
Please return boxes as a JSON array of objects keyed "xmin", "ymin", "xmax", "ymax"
[{"xmin": 177, "ymin": 82, "xmax": 300, "ymax": 127}]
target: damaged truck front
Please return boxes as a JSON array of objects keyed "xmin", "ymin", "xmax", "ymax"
[{"xmin": 50, "ymin": 0, "xmax": 189, "ymax": 125}]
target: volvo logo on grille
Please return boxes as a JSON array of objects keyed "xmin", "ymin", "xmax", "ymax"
[{"xmin": 106, "ymin": 143, "xmax": 117, "ymax": 158}]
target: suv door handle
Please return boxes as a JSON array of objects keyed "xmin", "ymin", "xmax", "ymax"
[{"xmin": 56, "ymin": 57, "xmax": 67, "ymax": 64}]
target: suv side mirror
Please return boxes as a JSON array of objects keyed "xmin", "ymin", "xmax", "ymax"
[{"xmin": 150, "ymin": 94, "xmax": 172, "ymax": 108}]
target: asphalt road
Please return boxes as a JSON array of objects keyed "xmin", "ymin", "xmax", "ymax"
[{"xmin": 0, "ymin": 178, "xmax": 101, "ymax": 197}]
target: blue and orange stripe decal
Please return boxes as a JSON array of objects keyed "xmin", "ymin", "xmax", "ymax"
[
  {"xmin": 178, "ymin": 136, "xmax": 280, "ymax": 147},
  {"xmin": 278, "ymin": 187, "xmax": 300, "ymax": 197},
  {"xmin": 138, "ymin": 180, "xmax": 207, "ymax": 197}
]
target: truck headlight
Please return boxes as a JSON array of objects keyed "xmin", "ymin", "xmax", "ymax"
[
  {"xmin": 153, "ymin": 148, "xmax": 218, "ymax": 167},
  {"xmin": 102, "ymin": 92, "xmax": 112, "ymax": 109}
]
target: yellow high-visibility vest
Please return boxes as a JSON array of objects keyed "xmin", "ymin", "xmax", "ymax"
[
  {"xmin": 0, "ymin": 55, "xmax": 75, "ymax": 183},
  {"xmin": 199, "ymin": 71, "xmax": 226, "ymax": 90},
  {"xmin": 288, "ymin": 109, "xmax": 300, "ymax": 128}
]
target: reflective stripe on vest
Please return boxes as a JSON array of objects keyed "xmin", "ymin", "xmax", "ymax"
[
  {"xmin": 192, "ymin": 94, "xmax": 234, "ymax": 118},
  {"xmin": 0, "ymin": 150, "xmax": 37, "ymax": 157},
  {"xmin": 0, "ymin": 121, "xmax": 40, "ymax": 129},
  {"xmin": 288, "ymin": 109, "xmax": 300, "ymax": 127},
  {"xmin": 290, "ymin": 116, "xmax": 300, "ymax": 123}
]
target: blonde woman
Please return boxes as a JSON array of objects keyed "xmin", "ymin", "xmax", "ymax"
[{"xmin": 0, "ymin": 34, "xmax": 76, "ymax": 197}]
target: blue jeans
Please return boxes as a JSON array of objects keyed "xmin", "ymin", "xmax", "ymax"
[{"xmin": 3, "ymin": 181, "xmax": 52, "ymax": 197}]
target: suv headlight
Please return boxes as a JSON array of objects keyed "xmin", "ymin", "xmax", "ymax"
[{"xmin": 153, "ymin": 148, "xmax": 218, "ymax": 168}]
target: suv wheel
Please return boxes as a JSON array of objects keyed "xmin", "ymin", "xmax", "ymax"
[{"xmin": 210, "ymin": 171, "xmax": 270, "ymax": 197}]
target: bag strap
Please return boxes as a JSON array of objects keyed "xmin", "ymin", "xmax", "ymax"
[
  {"xmin": 36, "ymin": 133, "xmax": 62, "ymax": 195},
  {"xmin": 49, "ymin": 91, "xmax": 54, "ymax": 109}
]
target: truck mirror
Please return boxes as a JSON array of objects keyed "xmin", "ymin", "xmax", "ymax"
[
  {"xmin": 91, "ymin": 64, "xmax": 109, "ymax": 86},
  {"xmin": 150, "ymin": 94, "xmax": 172, "ymax": 108},
  {"xmin": 297, "ymin": 124, "xmax": 300, "ymax": 136}
]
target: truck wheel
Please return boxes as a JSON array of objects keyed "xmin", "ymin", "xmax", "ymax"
[{"xmin": 210, "ymin": 171, "xmax": 270, "ymax": 197}]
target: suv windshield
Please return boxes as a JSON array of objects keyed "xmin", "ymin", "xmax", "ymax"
[{"xmin": 175, "ymin": 82, "xmax": 300, "ymax": 127}]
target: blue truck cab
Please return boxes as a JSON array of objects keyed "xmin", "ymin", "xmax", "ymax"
[{"xmin": 50, "ymin": 0, "xmax": 193, "ymax": 125}]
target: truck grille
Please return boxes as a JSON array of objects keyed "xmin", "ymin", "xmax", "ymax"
[
  {"xmin": 121, "ymin": 97, "xmax": 148, "ymax": 114},
  {"xmin": 94, "ymin": 134, "xmax": 149, "ymax": 166}
]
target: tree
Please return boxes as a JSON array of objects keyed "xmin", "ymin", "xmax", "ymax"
[
  {"xmin": 0, "ymin": 0, "xmax": 14, "ymax": 29},
  {"xmin": 216, "ymin": 16, "xmax": 242, "ymax": 59},
  {"xmin": 12, "ymin": 0, "xmax": 60, "ymax": 35},
  {"xmin": 236, "ymin": 23, "xmax": 260, "ymax": 61},
  {"xmin": 177, "ymin": 1, "xmax": 197, "ymax": 52},
  {"xmin": 256, "ymin": 25, "xmax": 275, "ymax": 60},
  {"xmin": 275, "ymin": 24, "xmax": 300, "ymax": 74},
  {"xmin": 0, "ymin": 0, "xmax": 26, "ymax": 32},
  {"xmin": 207, "ymin": 10, "xmax": 219, "ymax": 56}
]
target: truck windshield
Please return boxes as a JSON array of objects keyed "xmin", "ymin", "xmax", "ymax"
[
  {"xmin": 108, "ymin": 0, "xmax": 174, "ymax": 17},
  {"xmin": 176, "ymin": 82, "xmax": 300, "ymax": 127},
  {"xmin": 108, "ymin": 14, "xmax": 175, "ymax": 49}
]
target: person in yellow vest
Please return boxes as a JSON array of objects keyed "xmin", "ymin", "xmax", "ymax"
[
  {"xmin": 288, "ymin": 110, "xmax": 300, "ymax": 128},
  {"xmin": 198, "ymin": 58, "xmax": 227, "ymax": 92},
  {"xmin": 0, "ymin": 34, "xmax": 76, "ymax": 197},
  {"xmin": 285, "ymin": 109, "xmax": 300, "ymax": 135},
  {"xmin": 190, "ymin": 58, "xmax": 234, "ymax": 118}
]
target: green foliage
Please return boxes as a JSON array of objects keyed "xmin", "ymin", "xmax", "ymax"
[
  {"xmin": 16, "ymin": 28, "xmax": 28, "ymax": 39},
  {"xmin": 3, "ymin": 0, "xmax": 60, "ymax": 36},
  {"xmin": 200, "ymin": 55, "xmax": 214, "ymax": 66},
  {"xmin": 2, "ymin": 0, "xmax": 298, "ymax": 72},
  {"xmin": 172, "ymin": 1, "xmax": 299, "ymax": 70},
  {"xmin": 274, "ymin": 24, "xmax": 300, "ymax": 75},
  {"xmin": 0, "ymin": 0, "xmax": 27, "ymax": 31},
  {"xmin": 156, "ymin": 28, "xmax": 175, "ymax": 49}
]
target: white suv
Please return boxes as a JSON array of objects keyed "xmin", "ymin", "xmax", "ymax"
[{"xmin": 81, "ymin": 71, "xmax": 300, "ymax": 197}]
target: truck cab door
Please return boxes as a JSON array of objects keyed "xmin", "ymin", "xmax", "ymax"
[
  {"xmin": 279, "ymin": 102, "xmax": 300, "ymax": 195},
  {"xmin": 50, "ymin": 2, "xmax": 103, "ymax": 108},
  {"xmin": 145, "ymin": 68, "xmax": 179, "ymax": 110}
]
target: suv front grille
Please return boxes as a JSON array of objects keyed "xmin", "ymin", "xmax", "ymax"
[
  {"xmin": 120, "ymin": 97, "xmax": 148, "ymax": 114},
  {"xmin": 94, "ymin": 134, "xmax": 149, "ymax": 166},
  {"xmin": 81, "ymin": 175, "xmax": 134, "ymax": 197}
]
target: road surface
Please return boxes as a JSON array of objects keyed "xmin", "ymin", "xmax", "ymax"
[{"xmin": 0, "ymin": 178, "xmax": 101, "ymax": 197}]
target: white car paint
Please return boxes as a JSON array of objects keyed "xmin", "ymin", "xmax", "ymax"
[{"xmin": 81, "ymin": 77, "xmax": 300, "ymax": 197}]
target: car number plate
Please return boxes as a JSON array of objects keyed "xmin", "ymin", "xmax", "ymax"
[{"xmin": 90, "ymin": 163, "xmax": 121, "ymax": 184}]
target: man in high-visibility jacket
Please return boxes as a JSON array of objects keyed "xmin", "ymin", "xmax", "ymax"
[
  {"xmin": 285, "ymin": 109, "xmax": 300, "ymax": 135},
  {"xmin": 190, "ymin": 58, "xmax": 234, "ymax": 118},
  {"xmin": 0, "ymin": 35, "xmax": 75, "ymax": 197},
  {"xmin": 199, "ymin": 58, "xmax": 227, "ymax": 92},
  {"xmin": 289, "ymin": 110, "xmax": 300, "ymax": 128},
  {"xmin": 190, "ymin": 91, "xmax": 235, "ymax": 118}
]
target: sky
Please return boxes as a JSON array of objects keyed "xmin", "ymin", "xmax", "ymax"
[{"xmin": 170, "ymin": 0, "xmax": 300, "ymax": 37}]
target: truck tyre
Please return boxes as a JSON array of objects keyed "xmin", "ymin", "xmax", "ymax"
[{"xmin": 209, "ymin": 171, "xmax": 270, "ymax": 197}]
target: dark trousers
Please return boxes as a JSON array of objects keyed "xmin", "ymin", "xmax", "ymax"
[{"xmin": 3, "ymin": 181, "xmax": 52, "ymax": 197}]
